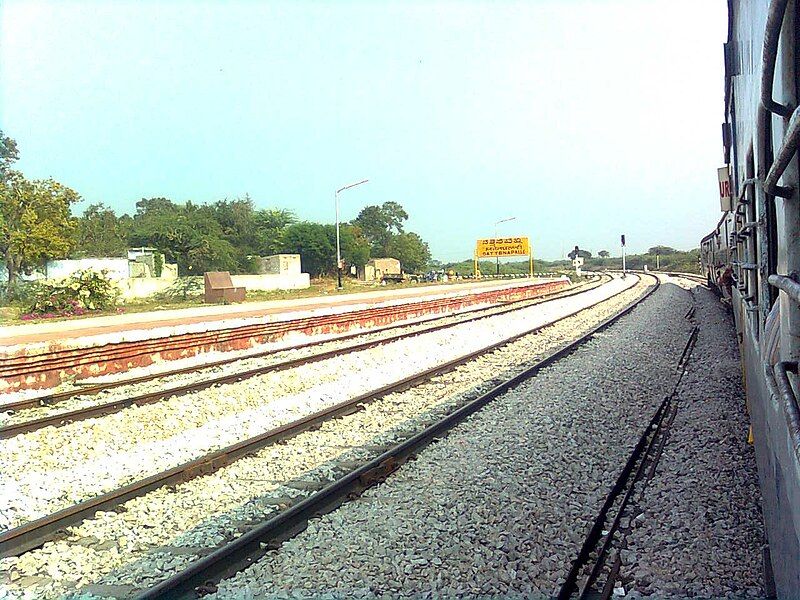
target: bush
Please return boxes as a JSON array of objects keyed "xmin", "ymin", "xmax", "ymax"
[
  {"xmin": 25, "ymin": 270, "xmax": 120, "ymax": 317},
  {"xmin": 152, "ymin": 276, "xmax": 204, "ymax": 302},
  {"xmin": 0, "ymin": 280, "xmax": 39, "ymax": 306}
]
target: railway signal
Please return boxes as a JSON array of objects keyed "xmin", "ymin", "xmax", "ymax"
[{"xmin": 621, "ymin": 234, "xmax": 626, "ymax": 273}]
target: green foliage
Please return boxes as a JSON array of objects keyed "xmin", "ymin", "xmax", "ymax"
[
  {"xmin": 0, "ymin": 171, "xmax": 79, "ymax": 285},
  {"xmin": 153, "ymin": 276, "xmax": 204, "ymax": 302},
  {"xmin": 153, "ymin": 252, "xmax": 164, "ymax": 277},
  {"xmin": 339, "ymin": 224, "xmax": 371, "ymax": 268},
  {"xmin": 128, "ymin": 196, "xmax": 296, "ymax": 275},
  {"xmin": 565, "ymin": 248, "xmax": 701, "ymax": 274},
  {"xmin": 353, "ymin": 201, "xmax": 408, "ymax": 257},
  {"xmin": 598, "ymin": 250, "xmax": 610, "ymax": 258},
  {"xmin": 279, "ymin": 221, "xmax": 335, "ymax": 276},
  {"xmin": 386, "ymin": 232, "xmax": 431, "ymax": 273},
  {"xmin": 0, "ymin": 280, "xmax": 38, "ymax": 306},
  {"xmin": 0, "ymin": 130, "xmax": 19, "ymax": 179},
  {"xmin": 26, "ymin": 269, "xmax": 119, "ymax": 316},
  {"xmin": 254, "ymin": 207, "xmax": 296, "ymax": 256},
  {"xmin": 74, "ymin": 203, "xmax": 130, "ymax": 257},
  {"xmin": 647, "ymin": 245, "xmax": 679, "ymax": 255},
  {"xmin": 129, "ymin": 198, "xmax": 238, "ymax": 275}
]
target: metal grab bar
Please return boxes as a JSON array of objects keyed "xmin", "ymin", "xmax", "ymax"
[
  {"xmin": 765, "ymin": 104, "xmax": 800, "ymax": 197},
  {"xmin": 768, "ymin": 274, "xmax": 800, "ymax": 304},
  {"xmin": 772, "ymin": 362, "xmax": 800, "ymax": 457},
  {"xmin": 738, "ymin": 177, "xmax": 757, "ymax": 202},
  {"xmin": 761, "ymin": 0, "xmax": 794, "ymax": 118}
]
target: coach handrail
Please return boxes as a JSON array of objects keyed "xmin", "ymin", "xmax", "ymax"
[
  {"xmin": 768, "ymin": 274, "xmax": 800, "ymax": 304},
  {"xmin": 758, "ymin": 0, "xmax": 795, "ymax": 198},
  {"xmin": 765, "ymin": 105, "xmax": 800, "ymax": 197},
  {"xmin": 760, "ymin": 0, "xmax": 794, "ymax": 119},
  {"xmin": 738, "ymin": 177, "xmax": 757, "ymax": 202},
  {"xmin": 771, "ymin": 362, "xmax": 800, "ymax": 458}
]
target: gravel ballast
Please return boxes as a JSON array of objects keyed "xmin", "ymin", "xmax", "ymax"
[
  {"xmin": 0, "ymin": 276, "xmax": 635, "ymax": 530},
  {"xmin": 615, "ymin": 284, "xmax": 764, "ymax": 598},
  {"xmin": 200, "ymin": 278, "xmax": 697, "ymax": 599},
  {"xmin": 0, "ymin": 276, "xmax": 649, "ymax": 599},
  {"xmin": 0, "ymin": 278, "xmax": 605, "ymax": 427}
]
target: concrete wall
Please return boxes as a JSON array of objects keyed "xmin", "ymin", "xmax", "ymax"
[
  {"xmin": 358, "ymin": 257, "xmax": 402, "ymax": 281},
  {"xmin": 117, "ymin": 278, "xmax": 175, "ymax": 300},
  {"xmin": 47, "ymin": 258, "xmax": 130, "ymax": 280},
  {"xmin": 255, "ymin": 254, "xmax": 302, "ymax": 275},
  {"xmin": 230, "ymin": 273, "xmax": 310, "ymax": 291}
]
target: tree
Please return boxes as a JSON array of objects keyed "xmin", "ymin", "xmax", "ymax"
[
  {"xmin": 75, "ymin": 203, "xmax": 130, "ymax": 257},
  {"xmin": 598, "ymin": 250, "xmax": 610, "ymax": 258},
  {"xmin": 338, "ymin": 224, "xmax": 371, "ymax": 268},
  {"xmin": 0, "ymin": 131, "xmax": 19, "ymax": 180},
  {"xmin": 254, "ymin": 207, "xmax": 295, "ymax": 256},
  {"xmin": 577, "ymin": 249, "xmax": 592, "ymax": 259},
  {"xmin": 648, "ymin": 245, "xmax": 679, "ymax": 255},
  {"xmin": 352, "ymin": 201, "xmax": 409, "ymax": 257},
  {"xmin": 0, "ymin": 172, "xmax": 79, "ymax": 284},
  {"xmin": 129, "ymin": 198, "xmax": 238, "ymax": 275},
  {"xmin": 386, "ymin": 232, "xmax": 431, "ymax": 273},
  {"xmin": 280, "ymin": 221, "xmax": 335, "ymax": 277}
]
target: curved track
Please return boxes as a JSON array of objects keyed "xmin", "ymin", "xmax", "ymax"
[
  {"xmin": 0, "ymin": 274, "xmax": 650, "ymax": 573},
  {"xmin": 124, "ymin": 273, "xmax": 660, "ymax": 600},
  {"xmin": 1, "ymin": 276, "xmax": 608, "ymax": 437}
]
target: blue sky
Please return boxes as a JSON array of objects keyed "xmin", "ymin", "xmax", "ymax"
[{"xmin": 0, "ymin": 0, "xmax": 728, "ymax": 261}]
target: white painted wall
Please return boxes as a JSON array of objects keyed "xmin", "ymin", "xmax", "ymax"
[
  {"xmin": 230, "ymin": 273, "xmax": 310, "ymax": 291},
  {"xmin": 47, "ymin": 258, "xmax": 130, "ymax": 280},
  {"xmin": 117, "ymin": 278, "xmax": 175, "ymax": 300}
]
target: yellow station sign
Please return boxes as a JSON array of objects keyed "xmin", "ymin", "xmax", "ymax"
[{"xmin": 475, "ymin": 237, "xmax": 531, "ymax": 258}]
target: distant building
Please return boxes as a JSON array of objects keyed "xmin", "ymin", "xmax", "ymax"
[{"xmin": 358, "ymin": 257, "xmax": 401, "ymax": 282}]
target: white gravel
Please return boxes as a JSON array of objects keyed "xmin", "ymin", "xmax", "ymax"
[
  {"xmin": 194, "ymin": 276, "xmax": 693, "ymax": 599},
  {"xmin": 615, "ymin": 283, "xmax": 764, "ymax": 598},
  {"xmin": 0, "ymin": 276, "xmax": 635, "ymax": 531},
  {"xmin": 0, "ymin": 278, "xmax": 570, "ymax": 404},
  {"xmin": 0, "ymin": 276, "xmax": 650, "ymax": 599},
  {"xmin": 0, "ymin": 278, "xmax": 604, "ymax": 427}
]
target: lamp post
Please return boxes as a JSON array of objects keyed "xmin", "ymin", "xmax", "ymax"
[
  {"xmin": 494, "ymin": 216, "xmax": 516, "ymax": 276},
  {"xmin": 335, "ymin": 178, "xmax": 369, "ymax": 290}
]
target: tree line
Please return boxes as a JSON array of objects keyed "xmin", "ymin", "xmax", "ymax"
[{"xmin": 0, "ymin": 132, "xmax": 431, "ymax": 284}]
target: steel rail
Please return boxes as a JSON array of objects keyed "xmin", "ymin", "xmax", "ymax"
[
  {"xmin": 1, "ymin": 278, "xmax": 596, "ymax": 413},
  {"xmin": 0, "ymin": 277, "xmax": 607, "ymax": 437},
  {"xmin": 135, "ymin": 274, "xmax": 661, "ymax": 600},
  {"xmin": 0, "ymin": 280, "xmax": 568, "ymax": 377},
  {"xmin": 557, "ymin": 325, "xmax": 700, "ymax": 600},
  {"xmin": 0, "ymin": 275, "xmax": 645, "ymax": 559}
]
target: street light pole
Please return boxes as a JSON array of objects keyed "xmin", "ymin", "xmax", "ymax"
[
  {"xmin": 494, "ymin": 216, "xmax": 516, "ymax": 276},
  {"xmin": 335, "ymin": 178, "xmax": 369, "ymax": 290}
]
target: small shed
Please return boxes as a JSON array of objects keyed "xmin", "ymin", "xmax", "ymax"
[{"xmin": 358, "ymin": 258, "xmax": 401, "ymax": 282}]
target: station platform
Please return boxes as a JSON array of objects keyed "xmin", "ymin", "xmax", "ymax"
[
  {"xmin": 0, "ymin": 278, "xmax": 561, "ymax": 347},
  {"xmin": 0, "ymin": 277, "xmax": 569, "ymax": 394}
]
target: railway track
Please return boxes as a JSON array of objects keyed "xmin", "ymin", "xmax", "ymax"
[
  {"xmin": 128, "ymin": 273, "xmax": 659, "ymax": 600},
  {"xmin": 0, "ymin": 279, "xmax": 571, "ymax": 394},
  {"xmin": 0, "ymin": 275, "xmax": 657, "ymax": 600},
  {"xmin": 0, "ymin": 273, "xmax": 635, "ymax": 556},
  {"xmin": 0, "ymin": 275, "xmax": 608, "ymax": 438},
  {"xmin": 557, "ymin": 322, "xmax": 700, "ymax": 600}
]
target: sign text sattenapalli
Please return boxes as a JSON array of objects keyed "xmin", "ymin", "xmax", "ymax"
[{"xmin": 476, "ymin": 237, "xmax": 530, "ymax": 258}]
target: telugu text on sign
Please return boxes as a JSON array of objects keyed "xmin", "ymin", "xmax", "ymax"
[{"xmin": 475, "ymin": 237, "xmax": 531, "ymax": 258}]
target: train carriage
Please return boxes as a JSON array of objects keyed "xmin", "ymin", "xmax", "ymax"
[{"xmin": 700, "ymin": 0, "xmax": 800, "ymax": 595}]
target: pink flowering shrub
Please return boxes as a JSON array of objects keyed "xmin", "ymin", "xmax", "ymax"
[{"xmin": 25, "ymin": 270, "xmax": 119, "ymax": 317}]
